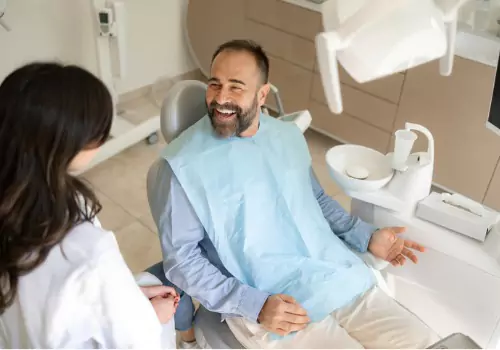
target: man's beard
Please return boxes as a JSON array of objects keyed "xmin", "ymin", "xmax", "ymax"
[{"xmin": 207, "ymin": 95, "xmax": 259, "ymax": 138}]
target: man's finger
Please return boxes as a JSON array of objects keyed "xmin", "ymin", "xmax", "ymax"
[
  {"xmin": 278, "ymin": 321, "xmax": 308, "ymax": 333},
  {"xmin": 404, "ymin": 239, "xmax": 426, "ymax": 252},
  {"xmin": 279, "ymin": 294, "xmax": 297, "ymax": 304},
  {"xmin": 397, "ymin": 254, "xmax": 407, "ymax": 265},
  {"xmin": 283, "ymin": 301, "xmax": 308, "ymax": 316},
  {"xmin": 402, "ymin": 247, "xmax": 418, "ymax": 263},
  {"xmin": 282, "ymin": 313, "xmax": 310, "ymax": 325},
  {"xmin": 274, "ymin": 329, "xmax": 288, "ymax": 337},
  {"xmin": 390, "ymin": 226, "xmax": 407, "ymax": 234}
]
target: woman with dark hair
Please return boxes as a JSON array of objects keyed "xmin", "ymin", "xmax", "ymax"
[{"xmin": 0, "ymin": 63, "xmax": 177, "ymax": 348}]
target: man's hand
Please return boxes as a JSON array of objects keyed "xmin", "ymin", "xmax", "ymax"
[
  {"xmin": 257, "ymin": 294, "xmax": 310, "ymax": 336},
  {"xmin": 368, "ymin": 227, "xmax": 426, "ymax": 266}
]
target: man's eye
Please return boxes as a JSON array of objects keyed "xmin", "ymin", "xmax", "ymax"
[{"xmin": 231, "ymin": 86, "xmax": 242, "ymax": 91}]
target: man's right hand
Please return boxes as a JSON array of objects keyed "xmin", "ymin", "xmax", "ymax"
[{"xmin": 257, "ymin": 294, "xmax": 310, "ymax": 336}]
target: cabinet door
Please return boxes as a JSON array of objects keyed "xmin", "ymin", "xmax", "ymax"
[
  {"xmin": 186, "ymin": 0, "xmax": 247, "ymax": 75},
  {"xmin": 394, "ymin": 57, "xmax": 499, "ymax": 202},
  {"xmin": 245, "ymin": 20, "xmax": 316, "ymax": 70},
  {"xmin": 314, "ymin": 63, "xmax": 405, "ymax": 104},
  {"xmin": 309, "ymin": 100, "xmax": 391, "ymax": 153},
  {"xmin": 266, "ymin": 56, "xmax": 313, "ymax": 113},
  {"xmin": 311, "ymin": 73, "xmax": 398, "ymax": 133},
  {"xmin": 245, "ymin": 0, "xmax": 321, "ymax": 41}
]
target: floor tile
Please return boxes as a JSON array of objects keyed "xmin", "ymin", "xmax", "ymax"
[
  {"xmin": 82, "ymin": 153, "xmax": 152, "ymax": 220},
  {"xmin": 118, "ymin": 96, "xmax": 161, "ymax": 125},
  {"xmin": 94, "ymin": 190, "xmax": 136, "ymax": 232},
  {"xmin": 139, "ymin": 212, "xmax": 159, "ymax": 234},
  {"xmin": 114, "ymin": 221, "xmax": 163, "ymax": 274}
]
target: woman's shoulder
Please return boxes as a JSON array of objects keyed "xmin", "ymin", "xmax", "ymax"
[{"xmin": 60, "ymin": 221, "xmax": 121, "ymax": 267}]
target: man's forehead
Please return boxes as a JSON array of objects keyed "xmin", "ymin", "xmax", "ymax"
[{"xmin": 210, "ymin": 51, "xmax": 259, "ymax": 83}]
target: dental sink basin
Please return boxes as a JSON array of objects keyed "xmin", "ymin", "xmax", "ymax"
[{"xmin": 326, "ymin": 144, "xmax": 394, "ymax": 192}]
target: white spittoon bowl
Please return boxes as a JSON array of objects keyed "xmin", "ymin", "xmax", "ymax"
[{"xmin": 326, "ymin": 144, "xmax": 394, "ymax": 192}]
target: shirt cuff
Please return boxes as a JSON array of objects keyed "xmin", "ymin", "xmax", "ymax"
[
  {"xmin": 236, "ymin": 285, "xmax": 270, "ymax": 323},
  {"xmin": 352, "ymin": 220, "xmax": 378, "ymax": 253}
]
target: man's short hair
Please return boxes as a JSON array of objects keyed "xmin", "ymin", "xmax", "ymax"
[{"xmin": 211, "ymin": 39, "xmax": 270, "ymax": 84}]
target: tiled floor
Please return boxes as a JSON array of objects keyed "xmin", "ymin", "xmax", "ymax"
[{"xmin": 81, "ymin": 95, "xmax": 350, "ymax": 274}]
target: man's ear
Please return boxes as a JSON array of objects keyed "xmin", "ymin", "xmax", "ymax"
[{"xmin": 258, "ymin": 83, "xmax": 271, "ymax": 107}]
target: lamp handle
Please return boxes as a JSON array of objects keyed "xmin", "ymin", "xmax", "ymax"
[
  {"xmin": 405, "ymin": 122, "xmax": 435, "ymax": 162},
  {"xmin": 315, "ymin": 32, "xmax": 343, "ymax": 114}
]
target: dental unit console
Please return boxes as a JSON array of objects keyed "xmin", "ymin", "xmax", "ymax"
[
  {"xmin": 327, "ymin": 123, "xmax": 499, "ymax": 244},
  {"xmin": 326, "ymin": 123, "xmax": 500, "ymax": 348}
]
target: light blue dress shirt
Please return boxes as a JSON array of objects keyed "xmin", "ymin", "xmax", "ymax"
[{"xmin": 150, "ymin": 160, "xmax": 377, "ymax": 324}]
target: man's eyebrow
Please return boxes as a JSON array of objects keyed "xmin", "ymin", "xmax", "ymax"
[
  {"xmin": 207, "ymin": 77, "xmax": 246, "ymax": 85},
  {"xmin": 229, "ymin": 79, "xmax": 246, "ymax": 85}
]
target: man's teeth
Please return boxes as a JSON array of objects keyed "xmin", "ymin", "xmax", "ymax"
[{"xmin": 216, "ymin": 108, "xmax": 235, "ymax": 114}]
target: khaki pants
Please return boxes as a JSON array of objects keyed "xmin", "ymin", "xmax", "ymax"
[{"xmin": 227, "ymin": 286, "xmax": 440, "ymax": 349}]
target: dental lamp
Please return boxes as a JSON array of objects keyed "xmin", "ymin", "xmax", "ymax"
[{"xmin": 316, "ymin": 0, "xmax": 471, "ymax": 114}]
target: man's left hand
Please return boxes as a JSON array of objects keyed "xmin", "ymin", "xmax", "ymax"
[{"xmin": 367, "ymin": 227, "xmax": 425, "ymax": 266}]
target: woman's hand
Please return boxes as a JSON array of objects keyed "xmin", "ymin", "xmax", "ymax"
[
  {"xmin": 150, "ymin": 295, "xmax": 177, "ymax": 324},
  {"xmin": 141, "ymin": 285, "xmax": 180, "ymax": 323},
  {"xmin": 140, "ymin": 285, "xmax": 177, "ymax": 299}
]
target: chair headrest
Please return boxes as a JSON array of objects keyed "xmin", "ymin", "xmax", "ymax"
[{"xmin": 160, "ymin": 80, "xmax": 208, "ymax": 143}]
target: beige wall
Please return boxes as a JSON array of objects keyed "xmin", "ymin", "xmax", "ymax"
[{"xmin": 187, "ymin": 0, "xmax": 500, "ymax": 208}]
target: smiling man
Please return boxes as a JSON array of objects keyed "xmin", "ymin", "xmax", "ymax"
[{"xmin": 149, "ymin": 40, "xmax": 439, "ymax": 349}]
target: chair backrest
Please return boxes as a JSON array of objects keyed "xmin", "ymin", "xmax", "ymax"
[
  {"xmin": 146, "ymin": 80, "xmax": 208, "ymax": 217},
  {"xmin": 160, "ymin": 79, "xmax": 208, "ymax": 143}
]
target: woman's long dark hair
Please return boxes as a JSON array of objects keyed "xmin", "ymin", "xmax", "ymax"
[{"xmin": 0, "ymin": 62, "xmax": 113, "ymax": 313}]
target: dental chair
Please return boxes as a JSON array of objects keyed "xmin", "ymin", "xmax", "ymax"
[{"xmin": 146, "ymin": 80, "xmax": 391, "ymax": 349}]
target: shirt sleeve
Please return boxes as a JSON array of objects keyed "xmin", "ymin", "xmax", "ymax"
[
  {"xmin": 310, "ymin": 168, "xmax": 377, "ymax": 252},
  {"xmin": 150, "ymin": 160, "xmax": 269, "ymax": 323},
  {"xmin": 85, "ymin": 232, "xmax": 165, "ymax": 349}
]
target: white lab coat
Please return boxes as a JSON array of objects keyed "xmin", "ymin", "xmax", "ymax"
[{"xmin": 0, "ymin": 221, "xmax": 176, "ymax": 349}]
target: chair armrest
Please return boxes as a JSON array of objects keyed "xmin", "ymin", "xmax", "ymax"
[
  {"xmin": 278, "ymin": 110, "xmax": 312, "ymax": 134},
  {"xmin": 352, "ymin": 250, "xmax": 389, "ymax": 270}
]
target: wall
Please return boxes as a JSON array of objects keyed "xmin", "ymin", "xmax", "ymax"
[{"xmin": 0, "ymin": 0, "xmax": 196, "ymax": 94}]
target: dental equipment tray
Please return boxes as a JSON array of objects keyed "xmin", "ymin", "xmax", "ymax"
[{"xmin": 416, "ymin": 192, "xmax": 499, "ymax": 242}]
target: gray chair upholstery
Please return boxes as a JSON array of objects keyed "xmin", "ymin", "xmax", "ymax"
[{"xmin": 146, "ymin": 80, "xmax": 208, "ymax": 215}]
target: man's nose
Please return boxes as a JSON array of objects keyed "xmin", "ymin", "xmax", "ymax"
[{"xmin": 214, "ymin": 88, "xmax": 230, "ymax": 105}]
